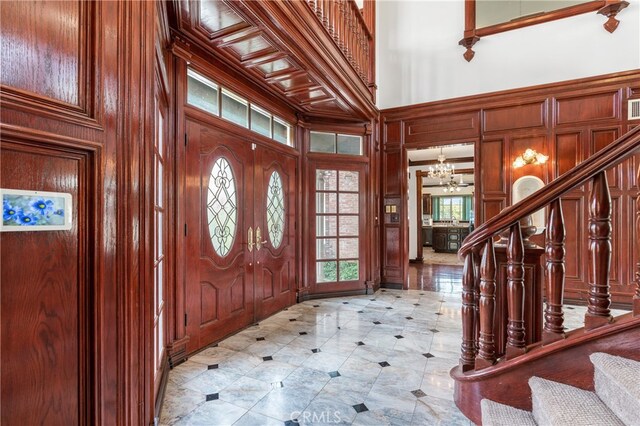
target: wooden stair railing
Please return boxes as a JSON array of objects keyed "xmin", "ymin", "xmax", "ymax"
[
  {"xmin": 457, "ymin": 125, "xmax": 640, "ymax": 374},
  {"xmin": 306, "ymin": 0, "xmax": 375, "ymax": 95}
]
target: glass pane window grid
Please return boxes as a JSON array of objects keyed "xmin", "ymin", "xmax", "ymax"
[
  {"xmin": 315, "ymin": 169, "xmax": 360, "ymax": 283},
  {"xmin": 310, "ymin": 131, "xmax": 363, "ymax": 156},
  {"xmin": 266, "ymin": 171, "xmax": 285, "ymax": 249},
  {"xmin": 186, "ymin": 68, "xmax": 293, "ymax": 146},
  {"xmin": 438, "ymin": 196, "xmax": 464, "ymax": 220}
]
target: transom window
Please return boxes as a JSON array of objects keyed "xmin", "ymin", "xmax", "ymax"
[
  {"xmin": 310, "ymin": 131, "xmax": 363, "ymax": 155},
  {"xmin": 187, "ymin": 69, "xmax": 293, "ymax": 146}
]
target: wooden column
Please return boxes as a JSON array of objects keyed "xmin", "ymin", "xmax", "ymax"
[
  {"xmin": 585, "ymin": 171, "xmax": 613, "ymax": 330},
  {"xmin": 460, "ymin": 251, "xmax": 477, "ymax": 372},
  {"xmin": 506, "ymin": 222, "xmax": 526, "ymax": 359},
  {"xmin": 543, "ymin": 199, "xmax": 566, "ymax": 344},
  {"xmin": 476, "ymin": 239, "xmax": 496, "ymax": 369}
]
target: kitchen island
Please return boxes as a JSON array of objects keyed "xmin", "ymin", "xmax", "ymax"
[{"xmin": 432, "ymin": 225, "xmax": 470, "ymax": 253}]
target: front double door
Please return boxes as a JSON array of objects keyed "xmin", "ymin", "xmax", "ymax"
[{"xmin": 184, "ymin": 120, "xmax": 296, "ymax": 353}]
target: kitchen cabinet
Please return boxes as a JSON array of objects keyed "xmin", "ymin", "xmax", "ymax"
[{"xmin": 432, "ymin": 226, "xmax": 470, "ymax": 253}]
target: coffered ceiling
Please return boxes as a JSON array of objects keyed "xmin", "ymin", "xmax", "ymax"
[{"xmin": 168, "ymin": 0, "xmax": 377, "ymax": 121}]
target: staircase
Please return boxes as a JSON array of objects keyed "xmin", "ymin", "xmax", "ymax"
[
  {"xmin": 450, "ymin": 126, "xmax": 640, "ymax": 424},
  {"xmin": 481, "ymin": 353, "xmax": 640, "ymax": 425}
]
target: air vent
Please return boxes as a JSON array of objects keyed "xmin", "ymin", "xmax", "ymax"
[{"xmin": 629, "ymin": 99, "xmax": 640, "ymax": 120}]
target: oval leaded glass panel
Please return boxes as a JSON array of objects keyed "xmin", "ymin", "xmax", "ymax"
[
  {"xmin": 207, "ymin": 157, "xmax": 237, "ymax": 257},
  {"xmin": 266, "ymin": 171, "xmax": 285, "ymax": 249}
]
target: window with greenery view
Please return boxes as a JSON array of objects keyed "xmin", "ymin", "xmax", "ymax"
[{"xmin": 432, "ymin": 195, "xmax": 473, "ymax": 221}]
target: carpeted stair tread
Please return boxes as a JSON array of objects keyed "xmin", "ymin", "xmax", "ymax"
[
  {"xmin": 529, "ymin": 376, "xmax": 624, "ymax": 426},
  {"xmin": 590, "ymin": 352, "xmax": 640, "ymax": 426},
  {"xmin": 481, "ymin": 399, "xmax": 537, "ymax": 426}
]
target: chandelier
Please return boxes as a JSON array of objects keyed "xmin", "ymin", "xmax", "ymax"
[
  {"xmin": 442, "ymin": 176, "xmax": 462, "ymax": 193},
  {"xmin": 428, "ymin": 148, "xmax": 455, "ymax": 183}
]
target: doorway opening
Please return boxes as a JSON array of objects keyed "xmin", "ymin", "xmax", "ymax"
[{"xmin": 407, "ymin": 143, "xmax": 475, "ymax": 266}]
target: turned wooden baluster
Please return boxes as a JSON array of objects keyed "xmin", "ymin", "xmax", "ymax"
[
  {"xmin": 543, "ymin": 199, "xmax": 567, "ymax": 344},
  {"xmin": 585, "ymin": 171, "xmax": 613, "ymax": 330},
  {"xmin": 506, "ymin": 222, "xmax": 526, "ymax": 359},
  {"xmin": 322, "ymin": 0, "xmax": 329, "ymax": 28},
  {"xmin": 315, "ymin": 0, "xmax": 323, "ymax": 20},
  {"xmin": 460, "ymin": 250, "xmax": 478, "ymax": 372},
  {"xmin": 473, "ymin": 246, "xmax": 481, "ymax": 344},
  {"xmin": 476, "ymin": 238, "xmax": 497, "ymax": 369},
  {"xmin": 635, "ymin": 162, "xmax": 640, "ymax": 317},
  {"xmin": 325, "ymin": 0, "xmax": 333, "ymax": 37}
]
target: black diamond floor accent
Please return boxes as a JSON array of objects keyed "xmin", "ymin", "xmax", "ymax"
[
  {"xmin": 567, "ymin": 306, "xmax": 575, "ymax": 310},
  {"xmin": 378, "ymin": 361, "xmax": 390, "ymax": 367},
  {"xmin": 208, "ymin": 364, "xmax": 219, "ymax": 370},
  {"xmin": 313, "ymin": 305, "xmax": 320, "ymax": 308},
  {"xmin": 394, "ymin": 335, "xmax": 404, "ymax": 339},
  {"xmin": 373, "ymin": 321, "xmax": 381, "ymax": 325},
  {"xmin": 328, "ymin": 371, "xmax": 341, "ymax": 378},
  {"xmin": 423, "ymin": 353, "xmax": 435, "ymax": 358},
  {"xmin": 343, "ymin": 301, "xmax": 349, "ymax": 304},
  {"xmin": 435, "ymin": 312, "xmax": 442, "ymax": 315},
  {"xmin": 284, "ymin": 420, "xmax": 299, "ymax": 426},
  {"xmin": 420, "ymin": 293, "xmax": 425, "ymax": 295},
  {"xmin": 352, "ymin": 403, "xmax": 369, "ymax": 413},
  {"xmin": 358, "ymin": 310, "xmax": 364, "ymax": 313},
  {"xmin": 411, "ymin": 389, "xmax": 427, "ymax": 398},
  {"xmin": 289, "ymin": 318, "xmax": 297, "ymax": 322},
  {"xmin": 263, "ymin": 356, "xmax": 273, "ymax": 361},
  {"xmin": 311, "ymin": 348, "xmax": 321, "ymax": 353},
  {"xmin": 430, "ymin": 328, "xmax": 440, "ymax": 333},
  {"xmin": 405, "ymin": 316, "xmax": 413, "ymax": 320},
  {"xmin": 414, "ymin": 303, "xmax": 421, "ymax": 306},
  {"xmin": 211, "ymin": 343, "xmax": 219, "ymax": 347},
  {"xmin": 356, "ymin": 341, "xmax": 365, "ymax": 346},
  {"xmin": 299, "ymin": 331, "xmax": 308, "ymax": 335},
  {"xmin": 256, "ymin": 337, "xmax": 265, "ymax": 341},
  {"xmin": 396, "ymin": 296, "xmax": 401, "ymax": 298},
  {"xmin": 386, "ymin": 307, "xmax": 393, "ymax": 310},
  {"xmin": 381, "ymin": 290, "xmax": 387, "ymax": 292},
  {"xmin": 370, "ymin": 299, "xmax": 376, "ymax": 301},
  {"xmin": 206, "ymin": 393, "xmax": 219, "ymax": 401}
]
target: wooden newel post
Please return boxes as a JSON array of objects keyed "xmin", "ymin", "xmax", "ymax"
[
  {"xmin": 585, "ymin": 171, "xmax": 613, "ymax": 330},
  {"xmin": 476, "ymin": 239, "xmax": 496, "ymax": 369},
  {"xmin": 543, "ymin": 199, "xmax": 566, "ymax": 344},
  {"xmin": 460, "ymin": 251, "xmax": 477, "ymax": 372},
  {"xmin": 506, "ymin": 222, "xmax": 526, "ymax": 359}
]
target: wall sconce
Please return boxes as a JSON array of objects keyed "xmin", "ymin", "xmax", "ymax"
[{"xmin": 513, "ymin": 148, "xmax": 548, "ymax": 168}]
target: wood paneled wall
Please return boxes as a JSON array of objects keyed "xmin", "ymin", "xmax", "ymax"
[
  {"xmin": 380, "ymin": 71, "xmax": 640, "ymax": 302},
  {"xmin": 0, "ymin": 1, "xmax": 155, "ymax": 424}
]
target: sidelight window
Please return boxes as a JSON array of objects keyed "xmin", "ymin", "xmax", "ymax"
[{"xmin": 315, "ymin": 169, "xmax": 360, "ymax": 283}]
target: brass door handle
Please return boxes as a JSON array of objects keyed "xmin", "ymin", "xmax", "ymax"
[
  {"xmin": 248, "ymin": 226, "xmax": 254, "ymax": 252},
  {"xmin": 256, "ymin": 226, "xmax": 268, "ymax": 251}
]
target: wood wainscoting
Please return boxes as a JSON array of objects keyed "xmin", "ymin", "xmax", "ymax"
[
  {"xmin": 0, "ymin": 1, "xmax": 155, "ymax": 424},
  {"xmin": 380, "ymin": 70, "xmax": 640, "ymax": 303}
]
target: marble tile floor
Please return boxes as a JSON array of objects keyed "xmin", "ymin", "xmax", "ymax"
[{"xmin": 160, "ymin": 288, "xmax": 630, "ymax": 426}]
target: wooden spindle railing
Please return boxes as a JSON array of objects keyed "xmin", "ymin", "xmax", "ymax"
[
  {"xmin": 543, "ymin": 199, "xmax": 566, "ymax": 344},
  {"xmin": 305, "ymin": 0, "xmax": 374, "ymax": 91},
  {"xmin": 455, "ymin": 126, "xmax": 640, "ymax": 372},
  {"xmin": 506, "ymin": 222, "xmax": 526, "ymax": 359},
  {"xmin": 476, "ymin": 239, "xmax": 496, "ymax": 369},
  {"xmin": 636, "ymin": 164, "xmax": 640, "ymax": 317},
  {"xmin": 460, "ymin": 251, "xmax": 477, "ymax": 372},
  {"xmin": 585, "ymin": 171, "xmax": 613, "ymax": 330}
]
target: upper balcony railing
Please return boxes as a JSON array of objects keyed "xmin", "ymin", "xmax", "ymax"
[{"xmin": 306, "ymin": 0, "xmax": 375, "ymax": 95}]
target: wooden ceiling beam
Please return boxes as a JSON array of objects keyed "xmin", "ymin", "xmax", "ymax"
[{"xmin": 409, "ymin": 156, "xmax": 474, "ymax": 167}]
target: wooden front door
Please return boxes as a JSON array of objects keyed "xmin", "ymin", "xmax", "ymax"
[
  {"xmin": 184, "ymin": 120, "xmax": 296, "ymax": 353},
  {"xmin": 253, "ymin": 147, "xmax": 297, "ymax": 320}
]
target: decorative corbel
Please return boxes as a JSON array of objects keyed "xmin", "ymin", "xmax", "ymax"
[
  {"xmin": 459, "ymin": 35, "xmax": 480, "ymax": 62},
  {"xmin": 597, "ymin": 0, "xmax": 629, "ymax": 33},
  {"xmin": 170, "ymin": 35, "xmax": 192, "ymax": 62}
]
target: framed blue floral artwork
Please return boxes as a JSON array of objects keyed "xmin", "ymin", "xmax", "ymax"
[{"xmin": 1, "ymin": 189, "xmax": 72, "ymax": 232}]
